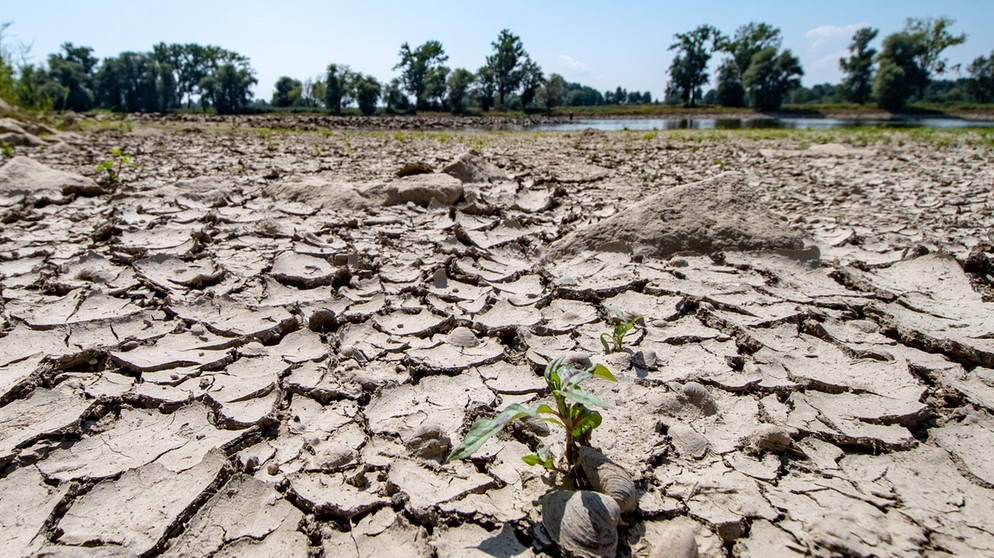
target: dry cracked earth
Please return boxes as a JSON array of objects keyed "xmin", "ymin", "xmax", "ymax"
[{"xmin": 1, "ymin": 112, "xmax": 994, "ymax": 557}]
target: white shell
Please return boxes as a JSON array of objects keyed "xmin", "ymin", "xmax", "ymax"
[
  {"xmin": 542, "ymin": 490, "xmax": 620, "ymax": 558},
  {"xmin": 577, "ymin": 446, "xmax": 638, "ymax": 513},
  {"xmin": 445, "ymin": 326, "xmax": 480, "ymax": 348}
]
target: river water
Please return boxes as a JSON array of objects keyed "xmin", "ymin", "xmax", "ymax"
[{"xmin": 514, "ymin": 117, "xmax": 994, "ymax": 132}]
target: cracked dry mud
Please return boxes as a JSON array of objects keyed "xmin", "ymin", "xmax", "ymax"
[{"xmin": 1, "ymin": 113, "xmax": 993, "ymax": 557}]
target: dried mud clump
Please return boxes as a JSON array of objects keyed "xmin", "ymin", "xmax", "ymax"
[{"xmin": 1, "ymin": 113, "xmax": 994, "ymax": 557}]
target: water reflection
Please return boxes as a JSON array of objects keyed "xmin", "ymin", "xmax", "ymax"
[{"xmin": 511, "ymin": 117, "xmax": 994, "ymax": 132}]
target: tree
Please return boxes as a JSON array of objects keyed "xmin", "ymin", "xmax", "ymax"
[
  {"xmin": 473, "ymin": 65, "xmax": 496, "ymax": 111},
  {"xmin": 47, "ymin": 43, "xmax": 99, "ymax": 111},
  {"xmin": 873, "ymin": 58, "xmax": 910, "ymax": 111},
  {"xmin": 666, "ymin": 25, "xmax": 722, "ymax": 107},
  {"xmin": 0, "ymin": 22, "xmax": 15, "ymax": 104},
  {"xmin": 965, "ymin": 52, "xmax": 994, "ymax": 103},
  {"xmin": 424, "ymin": 65, "xmax": 450, "ymax": 110},
  {"xmin": 299, "ymin": 77, "xmax": 324, "ymax": 108},
  {"xmin": 272, "ymin": 76, "xmax": 301, "ymax": 107},
  {"xmin": 96, "ymin": 52, "xmax": 158, "ymax": 112},
  {"xmin": 742, "ymin": 47, "xmax": 803, "ymax": 112},
  {"xmin": 324, "ymin": 64, "xmax": 353, "ymax": 114},
  {"xmin": 716, "ymin": 22, "xmax": 782, "ymax": 107},
  {"xmin": 874, "ymin": 31, "xmax": 927, "ymax": 110},
  {"xmin": 199, "ymin": 62, "xmax": 256, "ymax": 114},
  {"xmin": 394, "ymin": 40, "xmax": 447, "ymax": 112},
  {"xmin": 446, "ymin": 68, "xmax": 474, "ymax": 114},
  {"xmin": 487, "ymin": 29, "xmax": 527, "ymax": 107},
  {"xmin": 541, "ymin": 72, "xmax": 566, "ymax": 111},
  {"xmin": 839, "ymin": 27, "xmax": 878, "ymax": 104},
  {"xmin": 383, "ymin": 77, "xmax": 409, "ymax": 112},
  {"xmin": 905, "ymin": 16, "xmax": 967, "ymax": 98},
  {"xmin": 351, "ymin": 73, "xmax": 381, "ymax": 115},
  {"xmin": 518, "ymin": 57, "xmax": 544, "ymax": 110}
]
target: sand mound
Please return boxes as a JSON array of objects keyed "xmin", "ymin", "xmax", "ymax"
[{"xmin": 546, "ymin": 172, "xmax": 818, "ymax": 261}]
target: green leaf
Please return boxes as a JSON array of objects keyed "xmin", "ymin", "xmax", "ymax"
[
  {"xmin": 605, "ymin": 304, "xmax": 627, "ymax": 321},
  {"xmin": 522, "ymin": 444, "xmax": 557, "ymax": 470},
  {"xmin": 561, "ymin": 385, "xmax": 611, "ymax": 409},
  {"xmin": 544, "ymin": 356, "xmax": 565, "ymax": 390},
  {"xmin": 571, "ymin": 410, "xmax": 602, "ymax": 438},
  {"xmin": 590, "ymin": 363, "xmax": 617, "ymax": 382},
  {"xmin": 536, "ymin": 403, "xmax": 558, "ymax": 415},
  {"xmin": 600, "ymin": 332, "xmax": 614, "ymax": 353},
  {"xmin": 446, "ymin": 403, "xmax": 544, "ymax": 461}
]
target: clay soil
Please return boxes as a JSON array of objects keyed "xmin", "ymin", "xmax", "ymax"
[{"xmin": 2, "ymin": 112, "xmax": 994, "ymax": 557}]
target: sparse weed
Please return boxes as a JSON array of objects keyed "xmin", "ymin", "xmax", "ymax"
[
  {"xmin": 1, "ymin": 142, "xmax": 12, "ymax": 158},
  {"xmin": 600, "ymin": 305, "xmax": 644, "ymax": 354},
  {"xmin": 96, "ymin": 148, "xmax": 141, "ymax": 184},
  {"xmin": 448, "ymin": 355, "xmax": 617, "ymax": 477}
]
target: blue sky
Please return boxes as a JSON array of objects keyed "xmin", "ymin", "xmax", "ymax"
[{"xmin": 3, "ymin": 1, "xmax": 992, "ymax": 101}]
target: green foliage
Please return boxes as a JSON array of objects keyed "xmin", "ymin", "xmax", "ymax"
[
  {"xmin": 446, "ymin": 68, "xmax": 474, "ymax": 114},
  {"xmin": 600, "ymin": 305, "xmax": 644, "ymax": 354},
  {"xmin": 198, "ymin": 62, "xmax": 257, "ymax": 114},
  {"xmin": 874, "ymin": 58, "xmax": 912, "ymax": 111},
  {"xmin": 351, "ymin": 73, "xmax": 381, "ymax": 116},
  {"xmin": 96, "ymin": 147, "xmax": 140, "ymax": 184},
  {"xmin": 518, "ymin": 57, "xmax": 544, "ymax": 110},
  {"xmin": 743, "ymin": 47, "xmax": 803, "ymax": 112},
  {"xmin": 966, "ymin": 52, "xmax": 994, "ymax": 103},
  {"xmin": 1, "ymin": 142, "xmax": 12, "ymax": 157},
  {"xmin": 716, "ymin": 22, "xmax": 783, "ymax": 108},
  {"xmin": 839, "ymin": 27, "xmax": 879, "ymax": 104},
  {"xmin": 324, "ymin": 64, "xmax": 353, "ymax": 114},
  {"xmin": 486, "ymin": 29, "xmax": 527, "ymax": 107},
  {"xmin": 667, "ymin": 25, "xmax": 723, "ymax": 107},
  {"xmin": 904, "ymin": 17, "xmax": 967, "ymax": 81},
  {"xmin": 447, "ymin": 356, "xmax": 617, "ymax": 473},
  {"xmin": 383, "ymin": 77, "xmax": 410, "ymax": 113},
  {"xmin": 424, "ymin": 65, "xmax": 450, "ymax": 110},
  {"xmin": 473, "ymin": 65, "xmax": 496, "ymax": 111},
  {"xmin": 46, "ymin": 43, "xmax": 98, "ymax": 112},
  {"xmin": 541, "ymin": 72, "xmax": 566, "ymax": 111},
  {"xmin": 394, "ymin": 40, "xmax": 448, "ymax": 112},
  {"xmin": 272, "ymin": 76, "xmax": 302, "ymax": 108}
]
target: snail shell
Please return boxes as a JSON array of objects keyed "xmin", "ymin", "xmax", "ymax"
[
  {"xmin": 445, "ymin": 326, "xmax": 480, "ymax": 348},
  {"xmin": 577, "ymin": 446, "xmax": 637, "ymax": 513},
  {"xmin": 744, "ymin": 424, "xmax": 793, "ymax": 454},
  {"xmin": 681, "ymin": 381, "xmax": 717, "ymax": 415},
  {"xmin": 542, "ymin": 490, "xmax": 620, "ymax": 558}
]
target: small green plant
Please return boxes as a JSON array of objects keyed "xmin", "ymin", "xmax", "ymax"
[
  {"xmin": 1, "ymin": 142, "xmax": 12, "ymax": 158},
  {"xmin": 447, "ymin": 356, "xmax": 617, "ymax": 476},
  {"xmin": 95, "ymin": 148, "xmax": 140, "ymax": 184},
  {"xmin": 600, "ymin": 305, "xmax": 644, "ymax": 354}
]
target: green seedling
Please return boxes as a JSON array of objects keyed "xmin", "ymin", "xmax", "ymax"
[
  {"xmin": 1, "ymin": 142, "xmax": 12, "ymax": 158},
  {"xmin": 96, "ymin": 148, "xmax": 140, "ymax": 184},
  {"xmin": 447, "ymin": 356, "xmax": 617, "ymax": 476},
  {"xmin": 600, "ymin": 305, "xmax": 644, "ymax": 354}
]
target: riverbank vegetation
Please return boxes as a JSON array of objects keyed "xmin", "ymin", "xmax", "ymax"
[{"xmin": 1, "ymin": 17, "xmax": 991, "ymax": 118}]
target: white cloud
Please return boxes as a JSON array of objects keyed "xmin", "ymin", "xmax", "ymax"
[
  {"xmin": 558, "ymin": 54, "xmax": 590, "ymax": 71},
  {"xmin": 805, "ymin": 22, "xmax": 870, "ymax": 52},
  {"xmin": 814, "ymin": 50, "xmax": 849, "ymax": 69}
]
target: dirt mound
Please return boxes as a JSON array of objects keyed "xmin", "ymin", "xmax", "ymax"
[
  {"xmin": 0, "ymin": 156, "xmax": 98, "ymax": 205},
  {"xmin": 546, "ymin": 172, "xmax": 818, "ymax": 261}
]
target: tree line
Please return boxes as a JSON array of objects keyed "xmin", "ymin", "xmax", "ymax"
[
  {"xmin": 2, "ymin": 18, "xmax": 992, "ymax": 116},
  {"xmin": 665, "ymin": 17, "xmax": 991, "ymax": 111},
  {"xmin": 0, "ymin": 26, "xmax": 650, "ymax": 115}
]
